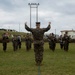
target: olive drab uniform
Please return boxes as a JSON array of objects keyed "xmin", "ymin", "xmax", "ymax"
[
  {"xmin": 59, "ymin": 35, "xmax": 64, "ymax": 49},
  {"xmin": 63, "ymin": 33, "xmax": 70, "ymax": 52},
  {"xmin": 25, "ymin": 23, "xmax": 50, "ymax": 65},
  {"xmin": 25, "ymin": 33, "xmax": 32, "ymax": 51},
  {"xmin": 2, "ymin": 33, "xmax": 9, "ymax": 52},
  {"xmin": 12, "ymin": 36, "xmax": 18, "ymax": 51},
  {"xmin": 17, "ymin": 35, "xmax": 21, "ymax": 49},
  {"xmin": 47, "ymin": 33, "xmax": 56, "ymax": 51}
]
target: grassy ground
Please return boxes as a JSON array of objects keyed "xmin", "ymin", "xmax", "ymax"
[{"xmin": 0, "ymin": 42, "xmax": 75, "ymax": 75}]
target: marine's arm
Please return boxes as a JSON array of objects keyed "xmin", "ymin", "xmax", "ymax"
[
  {"xmin": 25, "ymin": 22, "xmax": 32, "ymax": 32},
  {"xmin": 43, "ymin": 22, "xmax": 51, "ymax": 32}
]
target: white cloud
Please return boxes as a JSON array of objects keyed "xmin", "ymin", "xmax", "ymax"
[
  {"xmin": 0, "ymin": 0, "xmax": 75, "ymax": 35},
  {"xmin": 0, "ymin": 9, "xmax": 15, "ymax": 23}
]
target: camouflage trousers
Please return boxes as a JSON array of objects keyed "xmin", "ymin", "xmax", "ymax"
[
  {"xmin": 26, "ymin": 41, "xmax": 31, "ymax": 51},
  {"xmin": 34, "ymin": 44, "xmax": 44, "ymax": 64},
  {"xmin": 12, "ymin": 41, "xmax": 18, "ymax": 51},
  {"xmin": 64, "ymin": 42, "xmax": 69, "ymax": 51},
  {"xmin": 3, "ymin": 42, "xmax": 7, "ymax": 51}
]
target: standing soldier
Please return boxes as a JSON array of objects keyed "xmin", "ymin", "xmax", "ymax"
[
  {"xmin": 47, "ymin": 33, "xmax": 56, "ymax": 51},
  {"xmin": 25, "ymin": 33, "xmax": 32, "ymax": 51},
  {"xmin": 63, "ymin": 32, "xmax": 70, "ymax": 52},
  {"xmin": 59, "ymin": 35, "xmax": 64, "ymax": 49},
  {"xmin": 25, "ymin": 22, "xmax": 51, "ymax": 65},
  {"xmin": 2, "ymin": 33, "xmax": 9, "ymax": 52},
  {"xmin": 12, "ymin": 35, "xmax": 18, "ymax": 51},
  {"xmin": 46, "ymin": 33, "xmax": 52, "ymax": 50},
  {"xmin": 17, "ymin": 35, "xmax": 21, "ymax": 49}
]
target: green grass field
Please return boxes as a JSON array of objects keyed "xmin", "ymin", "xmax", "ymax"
[{"xmin": 0, "ymin": 42, "xmax": 75, "ymax": 75}]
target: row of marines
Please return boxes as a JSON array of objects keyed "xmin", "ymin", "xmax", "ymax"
[
  {"xmin": 0, "ymin": 22, "xmax": 70, "ymax": 66},
  {"xmin": 47, "ymin": 31, "xmax": 70, "ymax": 52}
]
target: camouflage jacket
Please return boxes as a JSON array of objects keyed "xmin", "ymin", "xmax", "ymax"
[{"xmin": 25, "ymin": 24, "xmax": 50, "ymax": 44}]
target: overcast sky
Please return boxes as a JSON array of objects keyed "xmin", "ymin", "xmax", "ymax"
[{"xmin": 0, "ymin": 0, "xmax": 75, "ymax": 35}]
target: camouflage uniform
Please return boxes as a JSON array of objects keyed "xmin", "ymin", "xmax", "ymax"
[
  {"xmin": 59, "ymin": 35, "xmax": 64, "ymax": 49},
  {"xmin": 25, "ymin": 33, "xmax": 32, "ymax": 51},
  {"xmin": 17, "ymin": 35, "xmax": 21, "ymax": 49},
  {"xmin": 12, "ymin": 36, "xmax": 18, "ymax": 51},
  {"xmin": 25, "ymin": 23, "xmax": 50, "ymax": 65},
  {"xmin": 47, "ymin": 33, "xmax": 56, "ymax": 51},
  {"xmin": 63, "ymin": 33, "xmax": 70, "ymax": 51},
  {"xmin": 2, "ymin": 33, "xmax": 9, "ymax": 52}
]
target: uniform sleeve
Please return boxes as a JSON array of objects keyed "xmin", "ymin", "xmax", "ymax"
[
  {"xmin": 25, "ymin": 24, "xmax": 32, "ymax": 32},
  {"xmin": 43, "ymin": 25, "xmax": 51, "ymax": 32}
]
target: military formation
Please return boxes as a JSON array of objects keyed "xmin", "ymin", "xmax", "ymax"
[
  {"xmin": 47, "ymin": 31, "xmax": 70, "ymax": 52},
  {"xmin": 0, "ymin": 22, "xmax": 70, "ymax": 66},
  {"xmin": 60, "ymin": 32, "xmax": 70, "ymax": 52}
]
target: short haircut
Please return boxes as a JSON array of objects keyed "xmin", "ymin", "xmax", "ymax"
[{"xmin": 36, "ymin": 22, "xmax": 40, "ymax": 24}]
